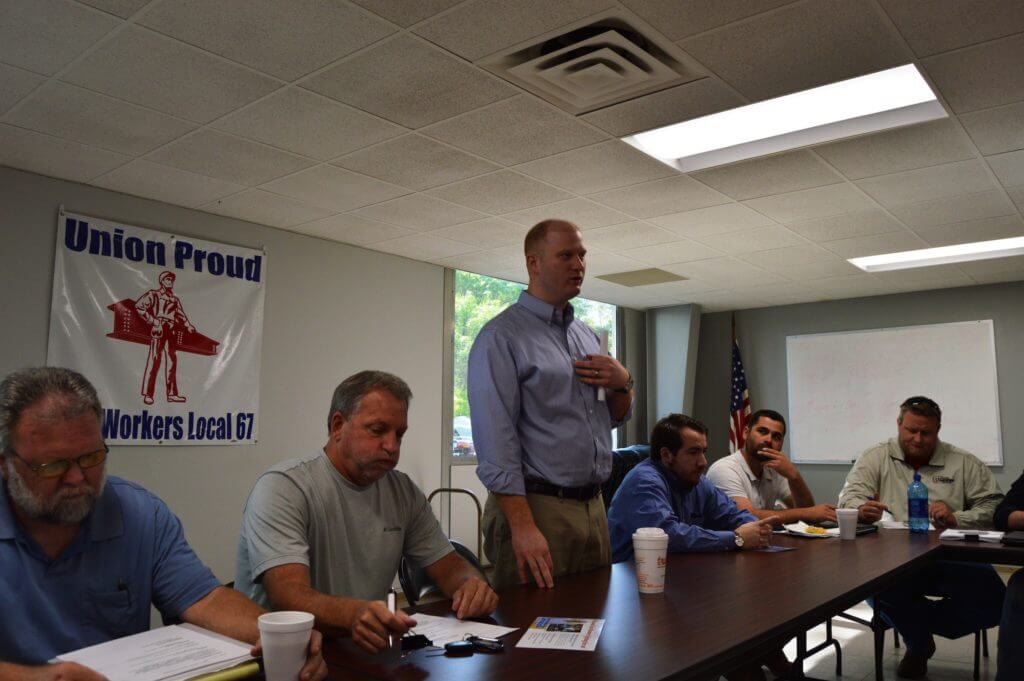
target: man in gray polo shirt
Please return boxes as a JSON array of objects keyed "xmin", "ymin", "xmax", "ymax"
[
  {"xmin": 235, "ymin": 371, "xmax": 497, "ymax": 654},
  {"xmin": 708, "ymin": 409, "xmax": 835, "ymax": 526}
]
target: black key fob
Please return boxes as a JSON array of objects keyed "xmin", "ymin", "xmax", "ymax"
[{"xmin": 444, "ymin": 641, "xmax": 475, "ymax": 657}]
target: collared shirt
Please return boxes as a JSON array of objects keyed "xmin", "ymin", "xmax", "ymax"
[
  {"xmin": 838, "ymin": 438, "xmax": 1004, "ymax": 529},
  {"xmin": 0, "ymin": 476, "xmax": 220, "ymax": 665},
  {"xmin": 707, "ymin": 450, "xmax": 792, "ymax": 510},
  {"xmin": 468, "ymin": 291, "xmax": 627, "ymax": 495},
  {"xmin": 607, "ymin": 458, "xmax": 757, "ymax": 561}
]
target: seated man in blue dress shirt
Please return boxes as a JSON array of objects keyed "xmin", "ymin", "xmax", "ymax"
[
  {"xmin": 0, "ymin": 367, "xmax": 325, "ymax": 681},
  {"xmin": 994, "ymin": 470, "xmax": 1024, "ymax": 681}
]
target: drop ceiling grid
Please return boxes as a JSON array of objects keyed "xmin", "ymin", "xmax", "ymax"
[{"xmin": 0, "ymin": 0, "xmax": 1022, "ymax": 308}]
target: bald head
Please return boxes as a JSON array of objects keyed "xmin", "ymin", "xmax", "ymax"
[{"xmin": 524, "ymin": 219, "xmax": 579, "ymax": 257}]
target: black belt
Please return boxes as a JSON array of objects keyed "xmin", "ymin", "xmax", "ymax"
[{"xmin": 525, "ymin": 479, "xmax": 601, "ymax": 501}]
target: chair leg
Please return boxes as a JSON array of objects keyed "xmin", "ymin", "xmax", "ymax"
[
  {"xmin": 974, "ymin": 631, "xmax": 981, "ymax": 681},
  {"xmin": 982, "ymin": 628, "xmax": 989, "ymax": 657},
  {"xmin": 826, "ymin": 619, "xmax": 842, "ymax": 677},
  {"xmin": 893, "ymin": 628, "xmax": 900, "ymax": 648},
  {"xmin": 874, "ymin": 624, "xmax": 885, "ymax": 681}
]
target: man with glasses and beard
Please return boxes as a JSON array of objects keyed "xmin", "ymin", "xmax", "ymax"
[{"xmin": 0, "ymin": 367, "xmax": 325, "ymax": 681}]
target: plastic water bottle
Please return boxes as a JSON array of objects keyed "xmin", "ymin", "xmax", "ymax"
[{"xmin": 908, "ymin": 473, "xmax": 929, "ymax": 533}]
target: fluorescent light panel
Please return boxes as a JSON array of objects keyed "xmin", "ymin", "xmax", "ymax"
[
  {"xmin": 849, "ymin": 237, "xmax": 1024, "ymax": 272},
  {"xmin": 622, "ymin": 64, "xmax": 946, "ymax": 172}
]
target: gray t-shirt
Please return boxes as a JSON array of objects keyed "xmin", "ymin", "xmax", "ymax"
[{"xmin": 234, "ymin": 451, "xmax": 453, "ymax": 607}]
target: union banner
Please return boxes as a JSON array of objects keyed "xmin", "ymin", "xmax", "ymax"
[{"xmin": 47, "ymin": 210, "xmax": 265, "ymax": 445}]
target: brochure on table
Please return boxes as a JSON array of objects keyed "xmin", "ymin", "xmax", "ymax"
[{"xmin": 516, "ymin": 617, "xmax": 605, "ymax": 652}]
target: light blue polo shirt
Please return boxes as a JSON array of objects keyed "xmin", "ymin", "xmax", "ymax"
[{"xmin": 0, "ymin": 476, "xmax": 221, "ymax": 665}]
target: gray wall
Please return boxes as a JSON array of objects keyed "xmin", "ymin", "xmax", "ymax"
[
  {"xmin": 0, "ymin": 166, "xmax": 446, "ymax": 582},
  {"xmin": 646, "ymin": 304, "xmax": 701, "ymax": 434},
  {"xmin": 692, "ymin": 281, "xmax": 1024, "ymax": 501}
]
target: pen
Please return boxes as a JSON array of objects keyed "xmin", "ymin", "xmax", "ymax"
[{"xmin": 387, "ymin": 588, "xmax": 397, "ymax": 648}]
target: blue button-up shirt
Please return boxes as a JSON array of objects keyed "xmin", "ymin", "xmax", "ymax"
[
  {"xmin": 468, "ymin": 291, "xmax": 626, "ymax": 495},
  {"xmin": 608, "ymin": 459, "xmax": 757, "ymax": 562},
  {"xmin": 0, "ymin": 476, "xmax": 221, "ymax": 664}
]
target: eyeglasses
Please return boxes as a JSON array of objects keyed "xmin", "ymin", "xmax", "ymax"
[
  {"xmin": 901, "ymin": 396, "xmax": 942, "ymax": 418},
  {"xmin": 6, "ymin": 445, "xmax": 109, "ymax": 479}
]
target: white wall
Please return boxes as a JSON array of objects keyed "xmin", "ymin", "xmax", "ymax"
[{"xmin": 0, "ymin": 166, "xmax": 446, "ymax": 582}]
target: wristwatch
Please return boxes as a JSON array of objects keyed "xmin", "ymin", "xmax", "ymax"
[
  {"xmin": 613, "ymin": 370, "xmax": 634, "ymax": 394},
  {"xmin": 734, "ymin": 531, "xmax": 744, "ymax": 549}
]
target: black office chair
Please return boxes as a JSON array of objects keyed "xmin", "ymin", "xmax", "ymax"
[
  {"xmin": 398, "ymin": 540, "xmax": 488, "ymax": 607},
  {"xmin": 834, "ymin": 609, "xmax": 990, "ymax": 681}
]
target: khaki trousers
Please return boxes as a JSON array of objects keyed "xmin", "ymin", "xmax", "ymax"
[{"xmin": 482, "ymin": 491, "xmax": 611, "ymax": 590}]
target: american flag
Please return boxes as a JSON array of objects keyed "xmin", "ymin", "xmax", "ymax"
[{"xmin": 729, "ymin": 327, "xmax": 751, "ymax": 451}]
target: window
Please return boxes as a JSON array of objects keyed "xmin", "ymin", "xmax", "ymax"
[{"xmin": 451, "ymin": 270, "xmax": 617, "ymax": 463}]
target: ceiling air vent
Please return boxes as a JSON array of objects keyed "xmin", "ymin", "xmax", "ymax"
[{"xmin": 479, "ymin": 10, "xmax": 705, "ymax": 115}]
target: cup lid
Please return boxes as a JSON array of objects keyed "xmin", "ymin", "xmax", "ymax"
[
  {"xmin": 633, "ymin": 527, "xmax": 667, "ymax": 538},
  {"xmin": 258, "ymin": 611, "xmax": 314, "ymax": 633}
]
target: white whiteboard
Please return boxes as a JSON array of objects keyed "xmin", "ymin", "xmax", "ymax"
[{"xmin": 786, "ymin": 320, "xmax": 1002, "ymax": 465}]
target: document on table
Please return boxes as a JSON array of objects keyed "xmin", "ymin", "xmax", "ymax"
[
  {"xmin": 939, "ymin": 529, "xmax": 1004, "ymax": 543},
  {"xmin": 516, "ymin": 617, "xmax": 605, "ymax": 652},
  {"xmin": 880, "ymin": 511, "xmax": 935, "ymax": 530},
  {"xmin": 408, "ymin": 613, "xmax": 517, "ymax": 646},
  {"xmin": 54, "ymin": 624, "xmax": 254, "ymax": 681}
]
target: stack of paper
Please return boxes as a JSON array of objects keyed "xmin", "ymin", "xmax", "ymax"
[
  {"xmin": 54, "ymin": 624, "xmax": 255, "ymax": 681},
  {"xmin": 939, "ymin": 529, "xmax": 1004, "ymax": 543},
  {"xmin": 408, "ymin": 613, "xmax": 517, "ymax": 646}
]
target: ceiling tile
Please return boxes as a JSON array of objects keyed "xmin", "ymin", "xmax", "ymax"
[
  {"xmin": 959, "ymin": 102, "xmax": 1024, "ymax": 156},
  {"xmin": 878, "ymin": 0, "xmax": 1024, "ymax": 57},
  {"xmin": 987, "ymin": 149, "xmax": 1024, "ymax": 188},
  {"xmin": 5, "ymin": 81, "xmax": 194, "ymax": 156},
  {"xmin": 731, "ymin": 281, "xmax": 820, "ymax": 306},
  {"xmin": 434, "ymin": 249, "xmax": 522, "ymax": 274},
  {"xmin": 914, "ymin": 214, "xmax": 1024, "ymax": 246},
  {"xmin": 201, "ymin": 189, "xmax": 333, "ymax": 228},
  {"xmin": 822, "ymin": 230, "xmax": 928, "ymax": 258},
  {"xmin": 684, "ymin": 289, "xmax": 772, "ymax": 312},
  {"xmin": 855, "ymin": 159, "xmax": 997, "ymax": 207},
  {"xmin": 213, "ymin": 88, "xmax": 405, "ymax": 161},
  {"xmin": 634, "ymin": 278, "xmax": 718, "ymax": 300},
  {"xmin": 428, "ymin": 170, "xmax": 573, "ymax": 214},
  {"xmin": 0, "ymin": 0, "xmax": 119, "ymax": 75},
  {"xmin": 582, "ymin": 222, "xmax": 678, "ymax": 251},
  {"xmin": 694, "ymin": 224, "xmax": 806, "ymax": 254},
  {"xmin": 62, "ymin": 26, "xmax": 280, "ymax": 123},
  {"xmin": 91, "ymin": 160, "xmax": 245, "ymax": 208},
  {"xmin": 422, "ymin": 96, "xmax": 607, "ymax": 165},
  {"xmin": 349, "ymin": 0, "xmax": 464, "ymax": 27},
  {"xmin": 813, "ymin": 119, "xmax": 975, "ymax": 180},
  {"xmin": 579, "ymin": 78, "xmax": 744, "ymax": 137},
  {"xmin": 351, "ymin": 193, "xmax": 486, "ymax": 231},
  {"xmin": 1009, "ymin": 186, "xmax": 1024, "ymax": 212},
  {"xmin": 663, "ymin": 257, "xmax": 786, "ymax": 288},
  {"xmin": 579, "ymin": 251, "xmax": 646, "ymax": 275},
  {"xmin": 650, "ymin": 203, "xmax": 774, "ymax": 238},
  {"xmin": 736, "ymin": 243, "xmax": 835, "ymax": 267},
  {"xmin": 873, "ymin": 264, "xmax": 975, "ymax": 292},
  {"xmin": 333, "ymin": 134, "xmax": 499, "ymax": 191},
  {"xmin": 770, "ymin": 259, "xmax": 863, "ymax": 280},
  {"xmin": 957, "ymin": 254, "xmax": 1024, "ymax": 284},
  {"xmin": 623, "ymin": 239, "xmax": 721, "ymax": 266},
  {"xmin": 261, "ymin": 165, "xmax": 408, "ymax": 212},
  {"xmin": 503, "ymin": 198, "xmax": 631, "ymax": 230},
  {"xmin": 412, "ymin": 0, "xmax": 613, "ymax": 61},
  {"xmin": 921, "ymin": 33, "xmax": 1024, "ymax": 113},
  {"xmin": 147, "ymin": 130, "xmax": 315, "ymax": 186},
  {"xmin": 303, "ymin": 34, "xmax": 515, "ymax": 129},
  {"xmin": 744, "ymin": 183, "xmax": 872, "ymax": 223},
  {"xmin": 77, "ymin": 0, "xmax": 150, "ymax": 18},
  {"xmin": 0, "ymin": 64, "xmax": 44, "ymax": 115},
  {"xmin": 430, "ymin": 217, "xmax": 530, "ymax": 248},
  {"xmin": 691, "ymin": 150, "xmax": 844, "ymax": 200},
  {"xmin": 808, "ymin": 274, "xmax": 895, "ymax": 299},
  {"xmin": 589, "ymin": 175, "xmax": 729, "ymax": 218},
  {"xmin": 139, "ymin": 0, "xmax": 394, "ymax": 81},
  {"xmin": 515, "ymin": 141, "xmax": 675, "ymax": 194},
  {"xmin": 785, "ymin": 209, "xmax": 905, "ymax": 242},
  {"xmin": 889, "ymin": 189, "xmax": 1018, "ymax": 228},
  {"xmin": 679, "ymin": 0, "xmax": 909, "ymax": 101},
  {"xmin": 0, "ymin": 123, "xmax": 129, "ymax": 182},
  {"xmin": 619, "ymin": 0, "xmax": 793, "ymax": 41},
  {"xmin": 370, "ymin": 233, "xmax": 479, "ymax": 260},
  {"xmin": 293, "ymin": 213, "xmax": 415, "ymax": 245}
]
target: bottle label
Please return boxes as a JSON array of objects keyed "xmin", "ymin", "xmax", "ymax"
[{"xmin": 908, "ymin": 498, "xmax": 928, "ymax": 518}]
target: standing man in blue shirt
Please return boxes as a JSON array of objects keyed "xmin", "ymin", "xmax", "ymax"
[
  {"xmin": 608, "ymin": 413, "xmax": 775, "ymax": 561},
  {"xmin": 468, "ymin": 219, "xmax": 634, "ymax": 589},
  {"xmin": 0, "ymin": 367, "xmax": 325, "ymax": 680}
]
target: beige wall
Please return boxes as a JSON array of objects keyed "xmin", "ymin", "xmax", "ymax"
[{"xmin": 0, "ymin": 165, "xmax": 446, "ymax": 582}]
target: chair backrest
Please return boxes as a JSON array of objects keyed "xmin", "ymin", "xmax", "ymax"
[
  {"xmin": 398, "ymin": 540, "xmax": 487, "ymax": 607},
  {"xmin": 602, "ymin": 444, "xmax": 650, "ymax": 510}
]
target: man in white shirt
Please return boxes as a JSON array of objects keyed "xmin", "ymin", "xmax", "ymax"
[{"xmin": 708, "ymin": 409, "xmax": 835, "ymax": 526}]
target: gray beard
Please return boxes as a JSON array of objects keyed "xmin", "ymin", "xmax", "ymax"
[{"xmin": 3, "ymin": 459, "xmax": 104, "ymax": 524}]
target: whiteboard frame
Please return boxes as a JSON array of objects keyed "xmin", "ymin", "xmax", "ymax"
[{"xmin": 785, "ymin": 320, "xmax": 1003, "ymax": 466}]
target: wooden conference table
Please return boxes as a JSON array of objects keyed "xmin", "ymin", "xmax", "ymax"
[{"xmin": 322, "ymin": 531, "xmax": 1024, "ymax": 681}]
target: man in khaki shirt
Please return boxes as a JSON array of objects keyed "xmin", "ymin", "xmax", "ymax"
[{"xmin": 839, "ymin": 396, "xmax": 1005, "ymax": 679}]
